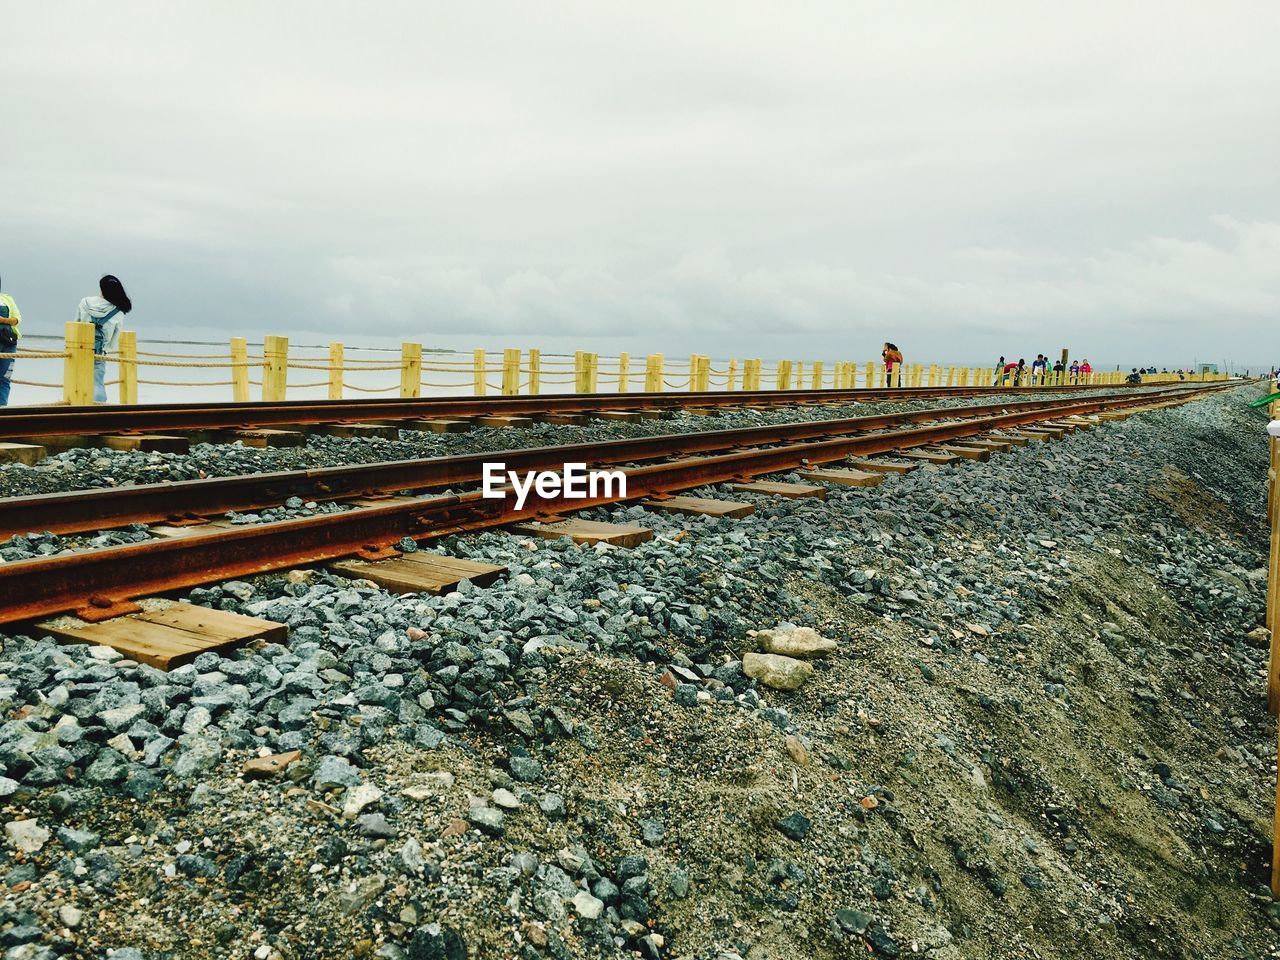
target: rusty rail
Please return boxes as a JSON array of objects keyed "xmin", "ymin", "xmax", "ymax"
[{"xmin": 0, "ymin": 383, "xmax": 1229, "ymax": 625}]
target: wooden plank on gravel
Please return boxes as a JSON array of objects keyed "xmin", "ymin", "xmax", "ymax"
[
  {"xmin": 345, "ymin": 495, "xmax": 423, "ymax": 508},
  {"xmin": 958, "ymin": 438, "xmax": 1013, "ymax": 452},
  {"xmin": 640, "ymin": 495, "xmax": 754, "ymax": 518},
  {"xmin": 102, "ymin": 434, "xmax": 190, "ymax": 453},
  {"xmin": 134, "ymin": 605, "xmax": 288, "ymax": 646},
  {"xmin": 473, "ymin": 415, "xmax": 534, "ymax": 429},
  {"xmin": 935, "ymin": 444, "xmax": 991, "ymax": 461},
  {"xmin": 1020, "ymin": 425, "xmax": 1066, "ymax": 439},
  {"xmin": 509, "ymin": 518, "xmax": 653, "ymax": 547},
  {"xmin": 730, "ymin": 480, "xmax": 826, "ymax": 499},
  {"xmin": 991, "ymin": 432, "xmax": 1031, "ymax": 446},
  {"xmin": 330, "ymin": 553, "xmax": 507, "ymax": 595},
  {"xmin": 1001, "ymin": 430, "xmax": 1052, "ymax": 442},
  {"xmin": 797, "ymin": 467, "xmax": 885, "ymax": 488},
  {"xmin": 530, "ymin": 413, "xmax": 589, "ymax": 425},
  {"xmin": 221, "ymin": 428, "xmax": 307, "ymax": 448},
  {"xmin": 398, "ymin": 419, "xmax": 473, "ymax": 433},
  {"xmin": 150, "ymin": 519, "xmax": 238, "ymax": 538},
  {"xmin": 37, "ymin": 602, "xmax": 286, "ymax": 670},
  {"xmin": 0, "ymin": 442, "xmax": 47, "ymax": 465},
  {"xmin": 595, "ymin": 410, "xmax": 643, "ymax": 422},
  {"xmin": 897, "ymin": 449, "xmax": 959, "ymax": 464},
  {"xmin": 847, "ymin": 459, "xmax": 918, "ymax": 474}
]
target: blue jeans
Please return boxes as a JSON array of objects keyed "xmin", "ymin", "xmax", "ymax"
[
  {"xmin": 94, "ymin": 359, "xmax": 107, "ymax": 403},
  {"xmin": 0, "ymin": 341, "xmax": 14, "ymax": 406},
  {"xmin": 93, "ymin": 331, "xmax": 108, "ymax": 403}
]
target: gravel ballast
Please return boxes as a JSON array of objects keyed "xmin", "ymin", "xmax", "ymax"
[{"xmin": 0, "ymin": 385, "xmax": 1271, "ymax": 959}]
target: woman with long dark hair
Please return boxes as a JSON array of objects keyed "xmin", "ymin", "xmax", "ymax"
[{"xmin": 76, "ymin": 275, "xmax": 132, "ymax": 403}]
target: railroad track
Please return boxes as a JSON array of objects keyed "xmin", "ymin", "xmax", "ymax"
[
  {"xmin": 0, "ymin": 381, "xmax": 1231, "ymax": 626},
  {"xmin": 0, "ymin": 381, "xmax": 1159, "ymax": 443},
  {"xmin": 0, "ymin": 390, "xmax": 1204, "ymax": 539}
]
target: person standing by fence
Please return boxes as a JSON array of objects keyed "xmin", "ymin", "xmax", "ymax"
[
  {"xmin": 76, "ymin": 275, "xmax": 132, "ymax": 403},
  {"xmin": 882, "ymin": 342, "xmax": 903, "ymax": 388},
  {"xmin": 0, "ymin": 277, "xmax": 20, "ymax": 407}
]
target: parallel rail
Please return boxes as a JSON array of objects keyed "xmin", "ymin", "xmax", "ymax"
[
  {"xmin": 0, "ymin": 383, "xmax": 1229, "ymax": 625},
  {"xmin": 0, "ymin": 382, "xmax": 1158, "ymax": 440}
]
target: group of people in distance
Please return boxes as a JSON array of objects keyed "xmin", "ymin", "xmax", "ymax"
[
  {"xmin": 0, "ymin": 274, "xmax": 134, "ymax": 406},
  {"xmin": 879, "ymin": 343, "xmax": 1097, "ymax": 388},
  {"xmin": 993, "ymin": 354, "xmax": 1091, "ymax": 386}
]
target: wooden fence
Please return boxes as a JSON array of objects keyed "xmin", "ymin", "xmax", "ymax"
[{"xmin": 2, "ymin": 324, "xmax": 1230, "ymax": 406}]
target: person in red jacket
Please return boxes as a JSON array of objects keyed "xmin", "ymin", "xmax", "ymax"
[{"xmin": 882, "ymin": 342, "xmax": 904, "ymax": 387}]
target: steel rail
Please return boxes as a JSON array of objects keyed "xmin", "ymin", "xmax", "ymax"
[
  {"xmin": 0, "ymin": 387, "xmax": 1216, "ymax": 539},
  {"xmin": 0, "ymin": 383, "xmax": 1226, "ymax": 625},
  {"xmin": 0, "ymin": 382, "xmax": 1160, "ymax": 440}
]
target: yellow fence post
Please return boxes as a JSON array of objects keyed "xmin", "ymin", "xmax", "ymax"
[
  {"xmin": 230, "ymin": 337, "xmax": 250, "ymax": 402},
  {"xmin": 776, "ymin": 359, "xmax": 792, "ymax": 390},
  {"xmin": 700, "ymin": 356, "xmax": 713, "ymax": 391},
  {"xmin": 727, "ymin": 358, "xmax": 738, "ymax": 391},
  {"xmin": 743, "ymin": 358, "xmax": 759, "ymax": 390},
  {"xmin": 586, "ymin": 353, "xmax": 599, "ymax": 392},
  {"xmin": 263, "ymin": 334, "xmax": 288, "ymax": 402},
  {"xmin": 645, "ymin": 354, "xmax": 663, "ymax": 392},
  {"xmin": 117, "ymin": 330, "xmax": 138, "ymax": 405},
  {"xmin": 645, "ymin": 353, "xmax": 665, "ymax": 391},
  {"xmin": 473, "ymin": 348, "xmax": 487, "ymax": 396},
  {"xmin": 63, "ymin": 322, "xmax": 94, "ymax": 406},
  {"xmin": 687, "ymin": 354, "xmax": 700, "ymax": 392},
  {"xmin": 401, "ymin": 342, "xmax": 423, "ymax": 399},
  {"xmin": 528, "ymin": 348, "xmax": 540, "ymax": 395},
  {"xmin": 328, "ymin": 342, "xmax": 344, "ymax": 399},
  {"xmin": 811, "ymin": 361, "xmax": 823, "ymax": 390},
  {"xmin": 502, "ymin": 348, "xmax": 520, "ymax": 396},
  {"xmin": 574, "ymin": 351, "xmax": 586, "ymax": 393},
  {"xmin": 617, "ymin": 352, "xmax": 630, "ymax": 393}
]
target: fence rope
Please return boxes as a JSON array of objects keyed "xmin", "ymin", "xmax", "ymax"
[
  {"xmin": 286, "ymin": 361, "xmax": 402, "ymax": 372},
  {"xmin": 136, "ymin": 378, "xmax": 238, "ymax": 387},
  {"xmin": 92, "ymin": 354, "xmax": 265, "ymax": 369}
]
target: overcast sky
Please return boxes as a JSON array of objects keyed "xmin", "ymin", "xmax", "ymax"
[{"xmin": 2, "ymin": 1, "xmax": 1277, "ymax": 367}]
